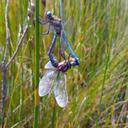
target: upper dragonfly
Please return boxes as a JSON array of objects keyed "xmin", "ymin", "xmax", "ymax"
[{"xmin": 38, "ymin": 11, "xmax": 80, "ymax": 72}]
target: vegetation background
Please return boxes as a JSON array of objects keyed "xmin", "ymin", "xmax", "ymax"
[{"xmin": 0, "ymin": 0, "xmax": 128, "ymax": 127}]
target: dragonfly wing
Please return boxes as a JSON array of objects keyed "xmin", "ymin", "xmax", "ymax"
[
  {"xmin": 39, "ymin": 70, "xmax": 56, "ymax": 96},
  {"xmin": 53, "ymin": 72, "xmax": 68, "ymax": 107},
  {"xmin": 60, "ymin": 17, "xmax": 74, "ymax": 52},
  {"xmin": 39, "ymin": 61, "xmax": 57, "ymax": 96}
]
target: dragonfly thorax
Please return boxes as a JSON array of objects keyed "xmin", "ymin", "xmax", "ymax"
[{"xmin": 50, "ymin": 20, "xmax": 63, "ymax": 35}]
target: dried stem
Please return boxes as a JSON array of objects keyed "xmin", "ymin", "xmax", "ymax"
[
  {"xmin": 1, "ymin": 0, "xmax": 10, "ymax": 127},
  {"xmin": 5, "ymin": 25, "xmax": 28, "ymax": 69},
  {"xmin": 1, "ymin": 66, "xmax": 6, "ymax": 128},
  {"xmin": 3, "ymin": 0, "xmax": 11, "ymax": 62}
]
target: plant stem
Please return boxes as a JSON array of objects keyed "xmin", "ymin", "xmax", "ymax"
[
  {"xmin": 6, "ymin": 25, "xmax": 28, "ymax": 69},
  {"xmin": 1, "ymin": 0, "xmax": 9, "ymax": 127},
  {"xmin": 3, "ymin": 0, "xmax": 10, "ymax": 62},
  {"xmin": 1, "ymin": 65, "xmax": 6, "ymax": 128},
  {"xmin": 51, "ymin": 106, "xmax": 57, "ymax": 128},
  {"xmin": 33, "ymin": 0, "xmax": 40, "ymax": 127}
]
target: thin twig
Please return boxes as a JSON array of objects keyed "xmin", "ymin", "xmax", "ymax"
[
  {"xmin": 5, "ymin": 25, "xmax": 28, "ymax": 69},
  {"xmin": 3, "ymin": 0, "xmax": 10, "ymax": 62}
]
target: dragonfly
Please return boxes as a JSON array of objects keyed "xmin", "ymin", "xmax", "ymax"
[{"xmin": 38, "ymin": 11, "xmax": 80, "ymax": 107}]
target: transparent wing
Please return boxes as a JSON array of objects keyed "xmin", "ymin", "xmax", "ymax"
[
  {"xmin": 39, "ymin": 70, "xmax": 57, "ymax": 96},
  {"xmin": 53, "ymin": 72, "xmax": 68, "ymax": 108},
  {"xmin": 64, "ymin": 17, "xmax": 74, "ymax": 37},
  {"xmin": 39, "ymin": 61, "xmax": 57, "ymax": 96}
]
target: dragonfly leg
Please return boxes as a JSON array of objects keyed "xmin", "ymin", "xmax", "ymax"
[
  {"xmin": 48, "ymin": 33, "xmax": 58, "ymax": 67},
  {"xmin": 38, "ymin": 16, "xmax": 48, "ymax": 25},
  {"xmin": 33, "ymin": 16, "xmax": 48, "ymax": 28},
  {"xmin": 42, "ymin": 24, "xmax": 50, "ymax": 35},
  {"xmin": 62, "ymin": 31, "xmax": 80, "ymax": 66}
]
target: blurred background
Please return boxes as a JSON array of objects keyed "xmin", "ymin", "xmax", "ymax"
[{"xmin": 0, "ymin": 0, "xmax": 128, "ymax": 127}]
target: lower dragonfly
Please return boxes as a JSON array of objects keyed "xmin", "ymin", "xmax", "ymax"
[{"xmin": 38, "ymin": 11, "xmax": 80, "ymax": 107}]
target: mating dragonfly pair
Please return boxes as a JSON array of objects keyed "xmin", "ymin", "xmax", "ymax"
[{"xmin": 38, "ymin": 11, "xmax": 80, "ymax": 107}]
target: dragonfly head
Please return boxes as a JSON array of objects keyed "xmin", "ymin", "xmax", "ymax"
[{"xmin": 45, "ymin": 11, "xmax": 53, "ymax": 19}]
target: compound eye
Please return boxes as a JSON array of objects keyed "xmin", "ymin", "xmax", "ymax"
[{"xmin": 46, "ymin": 11, "xmax": 52, "ymax": 18}]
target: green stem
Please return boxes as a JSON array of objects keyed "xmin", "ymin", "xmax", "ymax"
[
  {"xmin": 33, "ymin": 0, "xmax": 40, "ymax": 127},
  {"xmin": 51, "ymin": 106, "xmax": 57, "ymax": 128},
  {"xmin": 99, "ymin": 53, "xmax": 109, "ymax": 105}
]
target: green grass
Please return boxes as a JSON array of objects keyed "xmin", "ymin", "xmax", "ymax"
[{"xmin": 0, "ymin": 0, "xmax": 128, "ymax": 127}]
